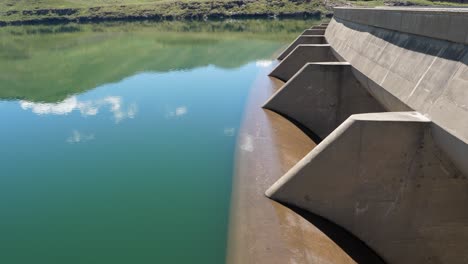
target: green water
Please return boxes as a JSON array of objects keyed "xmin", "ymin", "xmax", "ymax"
[{"xmin": 0, "ymin": 19, "xmax": 319, "ymax": 263}]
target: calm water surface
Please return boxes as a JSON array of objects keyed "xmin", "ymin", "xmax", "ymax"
[{"xmin": 0, "ymin": 19, "xmax": 319, "ymax": 263}]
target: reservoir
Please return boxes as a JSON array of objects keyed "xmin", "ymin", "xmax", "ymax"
[{"xmin": 0, "ymin": 19, "xmax": 320, "ymax": 263}]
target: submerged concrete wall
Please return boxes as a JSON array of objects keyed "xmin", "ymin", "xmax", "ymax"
[{"xmin": 265, "ymin": 8, "xmax": 468, "ymax": 264}]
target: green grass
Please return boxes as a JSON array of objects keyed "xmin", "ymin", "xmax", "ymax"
[
  {"xmin": 1, "ymin": 0, "xmax": 466, "ymax": 25},
  {"xmin": 0, "ymin": 0, "xmax": 327, "ymax": 24}
]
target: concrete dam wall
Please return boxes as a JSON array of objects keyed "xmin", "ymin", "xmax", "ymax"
[{"xmin": 265, "ymin": 7, "xmax": 468, "ymax": 264}]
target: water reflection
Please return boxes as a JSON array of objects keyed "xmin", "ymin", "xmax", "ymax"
[
  {"xmin": 165, "ymin": 105, "xmax": 188, "ymax": 118},
  {"xmin": 256, "ymin": 59, "xmax": 274, "ymax": 67},
  {"xmin": 66, "ymin": 130, "xmax": 95, "ymax": 144},
  {"xmin": 0, "ymin": 19, "xmax": 320, "ymax": 264},
  {"xmin": 0, "ymin": 20, "xmax": 318, "ymax": 103},
  {"xmin": 19, "ymin": 95, "xmax": 137, "ymax": 123}
]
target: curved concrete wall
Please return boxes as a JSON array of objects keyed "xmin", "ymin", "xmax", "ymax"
[
  {"xmin": 333, "ymin": 7, "xmax": 468, "ymax": 45},
  {"xmin": 267, "ymin": 112, "xmax": 468, "ymax": 264},
  {"xmin": 265, "ymin": 8, "xmax": 468, "ymax": 264},
  {"xmin": 326, "ymin": 9, "xmax": 468, "ymax": 175}
]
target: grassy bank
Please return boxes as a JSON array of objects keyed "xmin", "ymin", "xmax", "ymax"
[
  {"xmin": 0, "ymin": 0, "xmax": 327, "ymax": 25},
  {"xmin": 0, "ymin": 0, "xmax": 467, "ymax": 25}
]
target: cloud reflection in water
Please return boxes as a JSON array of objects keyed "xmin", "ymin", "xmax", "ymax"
[{"xmin": 20, "ymin": 96, "xmax": 137, "ymax": 123}]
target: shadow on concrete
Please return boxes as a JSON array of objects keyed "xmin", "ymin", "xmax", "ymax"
[{"xmin": 281, "ymin": 202, "xmax": 387, "ymax": 264}]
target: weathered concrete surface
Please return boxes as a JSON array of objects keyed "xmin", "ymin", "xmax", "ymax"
[
  {"xmin": 267, "ymin": 112, "xmax": 468, "ymax": 264},
  {"xmin": 277, "ymin": 35, "xmax": 327, "ymax": 60},
  {"xmin": 326, "ymin": 11, "xmax": 468, "ymax": 176},
  {"xmin": 227, "ymin": 64, "xmax": 383, "ymax": 264},
  {"xmin": 269, "ymin": 44, "xmax": 338, "ymax": 82},
  {"xmin": 265, "ymin": 8, "xmax": 468, "ymax": 264},
  {"xmin": 333, "ymin": 7, "xmax": 468, "ymax": 45},
  {"xmin": 264, "ymin": 62, "xmax": 385, "ymax": 139},
  {"xmin": 302, "ymin": 29, "xmax": 326, "ymax": 35}
]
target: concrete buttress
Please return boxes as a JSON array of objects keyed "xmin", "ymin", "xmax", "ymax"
[
  {"xmin": 269, "ymin": 44, "xmax": 338, "ymax": 82},
  {"xmin": 302, "ymin": 29, "xmax": 326, "ymax": 35},
  {"xmin": 264, "ymin": 62, "xmax": 385, "ymax": 139},
  {"xmin": 277, "ymin": 36, "xmax": 327, "ymax": 60},
  {"xmin": 266, "ymin": 112, "xmax": 468, "ymax": 264}
]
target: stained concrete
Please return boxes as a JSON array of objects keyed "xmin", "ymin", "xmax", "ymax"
[
  {"xmin": 333, "ymin": 7, "xmax": 468, "ymax": 45},
  {"xmin": 269, "ymin": 44, "xmax": 338, "ymax": 82},
  {"xmin": 277, "ymin": 35, "xmax": 327, "ymax": 60},
  {"xmin": 264, "ymin": 62, "xmax": 385, "ymax": 140},
  {"xmin": 325, "ymin": 12, "xmax": 468, "ymax": 176},
  {"xmin": 266, "ymin": 112, "xmax": 468, "ymax": 264},
  {"xmin": 226, "ymin": 64, "xmax": 383, "ymax": 264},
  {"xmin": 265, "ymin": 7, "xmax": 468, "ymax": 264}
]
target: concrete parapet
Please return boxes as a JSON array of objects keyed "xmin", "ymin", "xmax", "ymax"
[
  {"xmin": 266, "ymin": 111, "xmax": 468, "ymax": 264},
  {"xmin": 302, "ymin": 29, "xmax": 326, "ymax": 35},
  {"xmin": 325, "ymin": 13, "xmax": 468, "ymax": 176},
  {"xmin": 264, "ymin": 63, "xmax": 384, "ymax": 139},
  {"xmin": 269, "ymin": 44, "xmax": 338, "ymax": 82},
  {"xmin": 277, "ymin": 35, "xmax": 327, "ymax": 60},
  {"xmin": 333, "ymin": 7, "xmax": 468, "ymax": 45}
]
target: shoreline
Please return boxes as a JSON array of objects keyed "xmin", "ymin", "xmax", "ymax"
[
  {"xmin": 0, "ymin": 0, "xmax": 331, "ymax": 27},
  {"xmin": 0, "ymin": 12, "xmax": 327, "ymax": 26}
]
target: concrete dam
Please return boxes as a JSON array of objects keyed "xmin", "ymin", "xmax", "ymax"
[{"xmin": 252, "ymin": 7, "xmax": 467, "ymax": 264}]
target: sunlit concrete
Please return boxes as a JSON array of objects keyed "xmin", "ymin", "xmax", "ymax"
[
  {"xmin": 266, "ymin": 112, "xmax": 468, "ymax": 264},
  {"xmin": 266, "ymin": 7, "xmax": 468, "ymax": 264},
  {"xmin": 269, "ymin": 44, "xmax": 338, "ymax": 82},
  {"xmin": 227, "ymin": 65, "xmax": 383, "ymax": 264},
  {"xmin": 264, "ymin": 62, "xmax": 384, "ymax": 139},
  {"xmin": 277, "ymin": 35, "xmax": 327, "ymax": 60}
]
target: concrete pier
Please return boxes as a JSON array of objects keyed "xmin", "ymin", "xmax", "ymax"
[
  {"xmin": 265, "ymin": 7, "xmax": 468, "ymax": 264},
  {"xmin": 267, "ymin": 112, "xmax": 467, "ymax": 263},
  {"xmin": 277, "ymin": 36, "xmax": 327, "ymax": 60},
  {"xmin": 264, "ymin": 62, "xmax": 384, "ymax": 139},
  {"xmin": 269, "ymin": 44, "xmax": 337, "ymax": 81},
  {"xmin": 226, "ymin": 65, "xmax": 383, "ymax": 264},
  {"xmin": 302, "ymin": 29, "xmax": 326, "ymax": 35}
]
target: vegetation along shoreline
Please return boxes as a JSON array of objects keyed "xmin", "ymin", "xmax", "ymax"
[
  {"xmin": 0, "ymin": 0, "xmax": 327, "ymax": 26},
  {"xmin": 1, "ymin": 0, "xmax": 467, "ymax": 26}
]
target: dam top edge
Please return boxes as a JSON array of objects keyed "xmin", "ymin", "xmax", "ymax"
[
  {"xmin": 332, "ymin": 6, "xmax": 468, "ymax": 45},
  {"xmin": 333, "ymin": 7, "xmax": 468, "ymax": 13}
]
